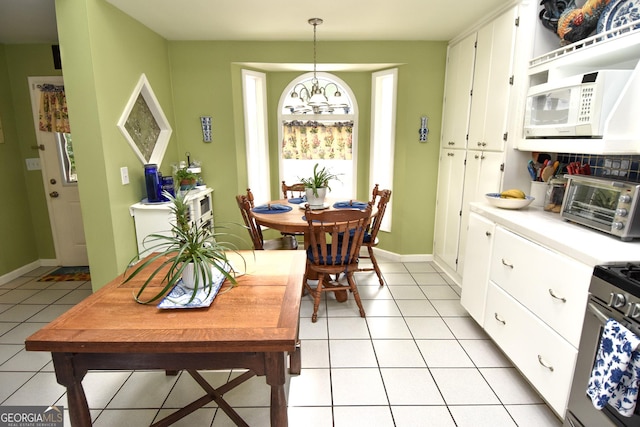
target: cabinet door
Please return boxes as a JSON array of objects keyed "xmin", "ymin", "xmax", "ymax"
[
  {"xmin": 457, "ymin": 150, "xmax": 503, "ymax": 274},
  {"xmin": 490, "ymin": 226, "xmax": 592, "ymax": 348},
  {"xmin": 433, "ymin": 149, "xmax": 466, "ymax": 271},
  {"xmin": 441, "ymin": 33, "xmax": 476, "ymax": 150},
  {"xmin": 485, "ymin": 283, "xmax": 577, "ymax": 416},
  {"xmin": 460, "ymin": 212, "xmax": 495, "ymax": 325},
  {"xmin": 468, "ymin": 6, "xmax": 518, "ymax": 152}
]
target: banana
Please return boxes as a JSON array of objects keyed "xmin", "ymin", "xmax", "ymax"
[{"xmin": 500, "ymin": 189, "xmax": 526, "ymax": 199}]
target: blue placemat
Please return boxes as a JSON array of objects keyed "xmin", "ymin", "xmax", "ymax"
[
  {"xmin": 252, "ymin": 204, "xmax": 293, "ymax": 214},
  {"xmin": 333, "ymin": 201, "xmax": 369, "ymax": 209},
  {"xmin": 288, "ymin": 196, "xmax": 306, "ymax": 204}
]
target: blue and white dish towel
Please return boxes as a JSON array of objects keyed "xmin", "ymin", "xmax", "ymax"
[{"xmin": 587, "ymin": 318, "xmax": 640, "ymax": 417}]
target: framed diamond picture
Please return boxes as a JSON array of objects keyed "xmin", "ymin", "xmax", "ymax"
[{"xmin": 117, "ymin": 74, "xmax": 172, "ymax": 166}]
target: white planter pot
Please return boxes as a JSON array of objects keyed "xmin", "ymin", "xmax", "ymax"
[
  {"xmin": 181, "ymin": 262, "xmax": 208, "ymax": 290},
  {"xmin": 305, "ymin": 187, "xmax": 327, "ymax": 208}
]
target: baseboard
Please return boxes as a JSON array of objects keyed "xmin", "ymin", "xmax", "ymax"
[
  {"xmin": 369, "ymin": 247, "xmax": 433, "ymax": 263},
  {"xmin": 0, "ymin": 259, "xmax": 58, "ymax": 286}
]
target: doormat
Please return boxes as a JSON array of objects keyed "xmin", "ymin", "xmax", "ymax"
[{"xmin": 38, "ymin": 266, "xmax": 90, "ymax": 282}]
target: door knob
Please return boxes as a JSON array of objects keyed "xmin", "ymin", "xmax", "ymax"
[
  {"xmin": 31, "ymin": 144, "xmax": 45, "ymax": 151},
  {"xmin": 50, "ymin": 179, "xmax": 57, "ymax": 185},
  {"xmin": 49, "ymin": 191, "xmax": 59, "ymax": 198}
]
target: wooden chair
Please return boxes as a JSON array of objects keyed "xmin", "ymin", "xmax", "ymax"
[
  {"xmin": 245, "ymin": 188, "xmax": 255, "ymax": 208},
  {"xmin": 359, "ymin": 184, "xmax": 392, "ymax": 285},
  {"xmin": 282, "ymin": 181, "xmax": 306, "ymax": 199},
  {"xmin": 303, "ymin": 203, "xmax": 373, "ymax": 322},
  {"xmin": 280, "ymin": 181, "xmax": 306, "ymax": 240},
  {"xmin": 235, "ymin": 194, "xmax": 298, "ymax": 250}
]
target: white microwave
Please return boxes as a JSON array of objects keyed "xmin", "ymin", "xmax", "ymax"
[{"xmin": 523, "ymin": 70, "xmax": 632, "ymax": 138}]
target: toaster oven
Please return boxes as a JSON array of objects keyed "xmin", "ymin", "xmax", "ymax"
[{"xmin": 561, "ymin": 175, "xmax": 640, "ymax": 241}]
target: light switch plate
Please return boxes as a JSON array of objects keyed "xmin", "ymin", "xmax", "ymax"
[
  {"xmin": 120, "ymin": 166, "xmax": 130, "ymax": 185},
  {"xmin": 25, "ymin": 158, "xmax": 41, "ymax": 170}
]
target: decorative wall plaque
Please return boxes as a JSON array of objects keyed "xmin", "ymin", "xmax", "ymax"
[{"xmin": 117, "ymin": 74, "xmax": 172, "ymax": 165}]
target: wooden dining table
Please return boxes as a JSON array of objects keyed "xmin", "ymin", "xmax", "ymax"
[
  {"xmin": 25, "ymin": 250, "xmax": 306, "ymax": 427},
  {"xmin": 251, "ymin": 198, "xmax": 376, "ymax": 245}
]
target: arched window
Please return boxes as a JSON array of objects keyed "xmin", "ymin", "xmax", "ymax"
[{"xmin": 278, "ymin": 72, "xmax": 357, "ymax": 199}]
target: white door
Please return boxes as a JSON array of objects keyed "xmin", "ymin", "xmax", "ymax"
[{"xmin": 28, "ymin": 76, "xmax": 89, "ymax": 266}]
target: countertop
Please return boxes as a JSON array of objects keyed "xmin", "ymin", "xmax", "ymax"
[{"xmin": 470, "ymin": 202, "xmax": 640, "ymax": 267}]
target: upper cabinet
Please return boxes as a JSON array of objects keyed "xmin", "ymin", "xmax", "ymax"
[
  {"xmin": 468, "ymin": 7, "xmax": 519, "ymax": 152},
  {"xmin": 440, "ymin": 33, "xmax": 476, "ymax": 150},
  {"xmin": 516, "ymin": 1, "xmax": 640, "ymax": 154}
]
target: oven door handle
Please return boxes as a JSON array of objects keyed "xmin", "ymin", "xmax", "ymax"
[{"xmin": 587, "ymin": 302, "xmax": 612, "ymax": 324}]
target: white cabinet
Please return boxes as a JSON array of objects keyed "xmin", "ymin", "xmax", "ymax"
[
  {"xmin": 129, "ymin": 188, "xmax": 213, "ymax": 255},
  {"xmin": 434, "ymin": 4, "xmax": 530, "ymax": 284},
  {"xmin": 433, "ymin": 149, "xmax": 465, "ymax": 270},
  {"xmin": 484, "ymin": 283, "xmax": 578, "ymax": 416},
  {"xmin": 467, "ymin": 6, "xmax": 518, "ymax": 152},
  {"xmin": 440, "ymin": 32, "xmax": 476, "ymax": 150},
  {"xmin": 457, "ymin": 150, "xmax": 504, "ymax": 275},
  {"xmin": 490, "ymin": 227, "xmax": 592, "ymax": 347},
  {"xmin": 460, "ymin": 212, "xmax": 495, "ymax": 325},
  {"xmin": 461, "ymin": 213, "xmax": 592, "ymax": 418}
]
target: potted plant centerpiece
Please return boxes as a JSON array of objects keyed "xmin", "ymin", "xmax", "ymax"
[
  {"xmin": 175, "ymin": 167, "xmax": 197, "ymax": 191},
  {"xmin": 123, "ymin": 190, "xmax": 243, "ymax": 305},
  {"xmin": 299, "ymin": 163, "xmax": 340, "ymax": 208}
]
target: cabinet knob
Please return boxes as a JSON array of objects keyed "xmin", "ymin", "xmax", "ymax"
[
  {"xmin": 538, "ymin": 355, "xmax": 554, "ymax": 372},
  {"xmin": 485, "ymin": 231, "xmax": 492, "ymax": 236},
  {"xmin": 501, "ymin": 259, "xmax": 514, "ymax": 269},
  {"xmin": 448, "ymin": 141, "xmax": 455, "ymax": 145},
  {"xmin": 447, "ymin": 152, "xmax": 454, "ymax": 157},
  {"xmin": 548, "ymin": 289, "xmax": 567, "ymax": 303},
  {"xmin": 474, "ymin": 154, "xmax": 480, "ymax": 159}
]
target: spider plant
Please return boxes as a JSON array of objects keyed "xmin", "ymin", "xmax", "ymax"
[
  {"xmin": 299, "ymin": 163, "xmax": 341, "ymax": 197},
  {"xmin": 122, "ymin": 190, "xmax": 244, "ymax": 305}
]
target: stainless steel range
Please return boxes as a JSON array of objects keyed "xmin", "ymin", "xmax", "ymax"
[{"xmin": 565, "ymin": 264, "xmax": 640, "ymax": 427}]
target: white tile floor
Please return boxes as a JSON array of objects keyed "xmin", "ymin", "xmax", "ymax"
[{"xmin": 0, "ymin": 259, "xmax": 564, "ymax": 426}]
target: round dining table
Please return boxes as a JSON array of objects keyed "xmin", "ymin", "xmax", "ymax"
[{"xmin": 251, "ymin": 197, "xmax": 375, "ymax": 243}]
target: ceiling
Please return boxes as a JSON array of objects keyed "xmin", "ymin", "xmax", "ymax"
[{"xmin": 0, "ymin": 0, "xmax": 509, "ymax": 44}]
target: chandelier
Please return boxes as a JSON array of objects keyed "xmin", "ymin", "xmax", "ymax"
[{"xmin": 284, "ymin": 18, "xmax": 349, "ymax": 114}]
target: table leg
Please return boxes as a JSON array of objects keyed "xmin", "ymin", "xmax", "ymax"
[
  {"xmin": 289, "ymin": 340, "xmax": 301, "ymax": 375},
  {"xmin": 51, "ymin": 353, "xmax": 91, "ymax": 427},
  {"xmin": 265, "ymin": 352, "xmax": 288, "ymax": 427}
]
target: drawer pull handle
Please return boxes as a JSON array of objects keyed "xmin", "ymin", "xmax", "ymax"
[
  {"xmin": 538, "ymin": 355, "xmax": 554, "ymax": 372},
  {"xmin": 548, "ymin": 289, "xmax": 566, "ymax": 303},
  {"xmin": 494, "ymin": 313, "xmax": 506, "ymax": 325},
  {"xmin": 501, "ymin": 259, "xmax": 514, "ymax": 269}
]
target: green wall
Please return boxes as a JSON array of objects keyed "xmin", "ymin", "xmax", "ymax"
[
  {"xmin": 55, "ymin": 0, "xmax": 177, "ymax": 288},
  {"xmin": 0, "ymin": 44, "xmax": 61, "ymax": 275},
  {"xmin": 169, "ymin": 41, "xmax": 446, "ymax": 255},
  {"xmin": 1, "ymin": 0, "xmax": 446, "ymax": 288}
]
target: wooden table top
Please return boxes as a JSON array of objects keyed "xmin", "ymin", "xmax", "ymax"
[
  {"xmin": 25, "ymin": 250, "xmax": 306, "ymax": 354},
  {"xmin": 252, "ymin": 198, "xmax": 374, "ymax": 235}
]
